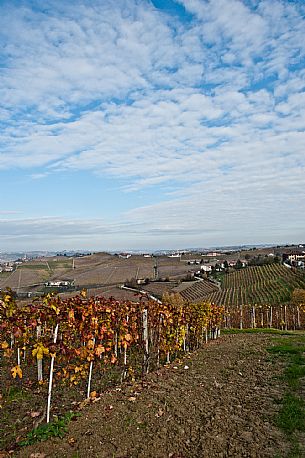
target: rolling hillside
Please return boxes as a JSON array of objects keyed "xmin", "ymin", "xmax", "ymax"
[{"xmin": 206, "ymin": 264, "xmax": 305, "ymax": 306}]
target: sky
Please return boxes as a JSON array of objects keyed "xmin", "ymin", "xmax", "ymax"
[{"xmin": 0, "ymin": 0, "xmax": 305, "ymax": 252}]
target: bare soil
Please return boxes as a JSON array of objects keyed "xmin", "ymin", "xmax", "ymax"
[{"xmin": 13, "ymin": 333, "xmax": 292, "ymax": 458}]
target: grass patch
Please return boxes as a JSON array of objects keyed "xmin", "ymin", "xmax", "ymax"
[
  {"xmin": 276, "ymin": 393, "xmax": 305, "ymax": 434},
  {"xmin": 18, "ymin": 411, "xmax": 80, "ymax": 447},
  {"xmin": 268, "ymin": 335, "xmax": 305, "ymax": 456},
  {"xmin": 47, "ymin": 261, "xmax": 73, "ymax": 269},
  {"xmin": 0, "ymin": 271, "xmax": 11, "ymax": 278},
  {"xmin": 18, "ymin": 264, "xmax": 48, "ymax": 270},
  {"xmin": 222, "ymin": 328, "xmax": 293, "ymax": 335},
  {"xmin": 269, "ymin": 344, "xmax": 305, "ymax": 355},
  {"xmin": 4, "ymin": 386, "xmax": 29, "ymax": 402}
]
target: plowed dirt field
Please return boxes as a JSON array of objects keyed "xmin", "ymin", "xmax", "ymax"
[{"xmin": 14, "ymin": 333, "xmax": 295, "ymax": 458}]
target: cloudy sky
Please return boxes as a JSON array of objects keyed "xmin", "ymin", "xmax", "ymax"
[{"xmin": 1, "ymin": 0, "xmax": 305, "ymax": 251}]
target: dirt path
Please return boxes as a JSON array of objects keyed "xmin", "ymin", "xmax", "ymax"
[{"xmin": 17, "ymin": 334, "xmax": 289, "ymax": 458}]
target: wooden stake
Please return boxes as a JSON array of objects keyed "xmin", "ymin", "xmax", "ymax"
[{"xmin": 46, "ymin": 324, "xmax": 59, "ymax": 423}]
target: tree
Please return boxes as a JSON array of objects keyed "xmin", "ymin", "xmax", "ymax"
[
  {"xmin": 235, "ymin": 259, "xmax": 243, "ymax": 270},
  {"xmin": 292, "ymin": 289, "xmax": 305, "ymax": 307}
]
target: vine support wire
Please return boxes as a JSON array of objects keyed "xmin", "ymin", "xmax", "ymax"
[{"xmin": 46, "ymin": 323, "xmax": 59, "ymax": 423}]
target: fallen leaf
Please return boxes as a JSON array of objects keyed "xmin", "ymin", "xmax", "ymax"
[
  {"xmin": 155, "ymin": 408, "xmax": 164, "ymax": 418},
  {"xmin": 79, "ymin": 398, "xmax": 90, "ymax": 409},
  {"xmin": 30, "ymin": 411, "xmax": 41, "ymax": 418},
  {"xmin": 68, "ymin": 437, "xmax": 76, "ymax": 446},
  {"xmin": 30, "ymin": 453, "xmax": 46, "ymax": 458},
  {"xmin": 128, "ymin": 396, "xmax": 136, "ymax": 402}
]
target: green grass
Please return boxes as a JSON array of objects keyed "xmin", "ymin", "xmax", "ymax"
[
  {"xmin": 4, "ymin": 386, "xmax": 29, "ymax": 402},
  {"xmin": 18, "ymin": 411, "xmax": 80, "ymax": 447},
  {"xmin": 18, "ymin": 264, "xmax": 48, "ymax": 270},
  {"xmin": 47, "ymin": 261, "xmax": 73, "ymax": 269},
  {"xmin": 222, "ymin": 327, "xmax": 293, "ymax": 335},
  {"xmin": 268, "ymin": 336, "xmax": 305, "ymax": 456},
  {"xmin": 276, "ymin": 393, "xmax": 305, "ymax": 434}
]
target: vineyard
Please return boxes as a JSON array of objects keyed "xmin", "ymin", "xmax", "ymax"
[
  {"xmin": 0, "ymin": 289, "xmax": 223, "ymax": 449},
  {"xmin": 207, "ymin": 264, "xmax": 305, "ymax": 306},
  {"xmin": 175, "ymin": 279, "xmax": 219, "ymax": 302},
  {"xmin": 2, "ymin": 268, "xmax": 305, "ymax": 451},
  {"xmin": 200, "ymin": 264, "xmax": 305, "ymax": 329}
]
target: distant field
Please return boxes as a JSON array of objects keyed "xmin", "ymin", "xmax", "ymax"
[
  {"xmin": 5, "ymin": 253, "xmax": 305, "ymax": 307},
  {"xmin": 206, "ymin": 264, "xmax": 305, "ymax": 306},
  {"xmin": 16, "ymin": 264, "xmax": 48, "ymax": 269},
  {"xmin": 0, "ymin": 267, "xmax": 49, "ymax": 291},
  {"xmin": 47, "ymin": 259, "xmax": 73, "ymax": 270},
  {"xmin": 0, "ymin": 272, "xmax": 11, "ymax": 282}
]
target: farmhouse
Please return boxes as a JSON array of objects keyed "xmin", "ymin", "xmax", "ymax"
[
  {"xmin": 4, "ymin": 265, "xmax": 14, "ymax": 272},
  {"xmin": 118, "ymin": 253, "xmax": 131, "ymax": 259},
  {"xmin": 283, "ymin": 251, "xmax": 305, "ymax": 263},
  {"xmin": 45, "ymin": 279, "xmax": 75, "ymax": 288},
  {"xmin": 200, "ymin": 264, "xmax": 213, "ymax": 272},
  {"xmin": 206, "ymin": 252, "xmax": 218, "ymax": 257}
]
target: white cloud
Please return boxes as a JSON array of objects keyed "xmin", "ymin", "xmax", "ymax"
[{"xmin": 0, "ymin": 0, "xmax": 305, "ymax": 249}]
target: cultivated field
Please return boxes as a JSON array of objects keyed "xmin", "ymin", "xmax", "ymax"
[
  {"xmin": 206, "ymin": 264, "xmax": 305, "ymax": 306},
  {"xmin": 0, "ymin": 253, "xmax": 200, "ymax": 294}
]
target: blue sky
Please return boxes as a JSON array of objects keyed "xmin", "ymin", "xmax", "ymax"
[{"xmin": 0, "ymin": 0, "xmax": 305, "ymax": 251}]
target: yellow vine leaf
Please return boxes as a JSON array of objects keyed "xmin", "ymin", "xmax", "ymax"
[
  {"xmin": 80, "ymin": 289, "xmax": 87, "ymax": 298},
  {"xmin": 32, "ymin": 343, "xmax": 49, "ymax": 360},
  {"xmin": 11, "ymin": 365, "xmax": 22, "ymax": 379},
  {"xmin": 50, "ymin": 304, "xmax": 60, "ymax": 315},
  {"xmin": 87, "ymin": 339, "xmax": 95, "ymax": 350}
]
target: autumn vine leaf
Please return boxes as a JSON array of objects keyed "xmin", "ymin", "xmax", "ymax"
[
  {"xmin": 32, "ymin": 343, "xmax": 49, "ymax": 360},
  {"xmin": 80, "ymin": 289, "xmax": 87, "ymax": 298},
  {"xmin": 11, "ymin": 365, "xmax": 23, "ymax": 379}
]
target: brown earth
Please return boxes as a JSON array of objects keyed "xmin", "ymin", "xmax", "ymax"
[{"xmin": 13, "ymin": 333, "xmax": 292, "ymax": 458}]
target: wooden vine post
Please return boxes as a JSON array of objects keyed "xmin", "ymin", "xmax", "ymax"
[
  {"xmin": 239, "ymin": 304, "xmax": 243, "ymax": 330},
  {"xmin": 46, "ymin": 323, "xmax": 59, "ymax": 423},
  {"xmin": 269, "ymin": 305, "xmax": 273, "ymax": 328},
  {"xmin": 143, "ymin": 308, "xmax": 149, "ymax": 374},
  {"xmin": 36, "ymin": 324, "xmax": 43, "ymax": 382},
  {"xmin": 87, "ymin": 337, "xmax": 95, "ymax": 399}
]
